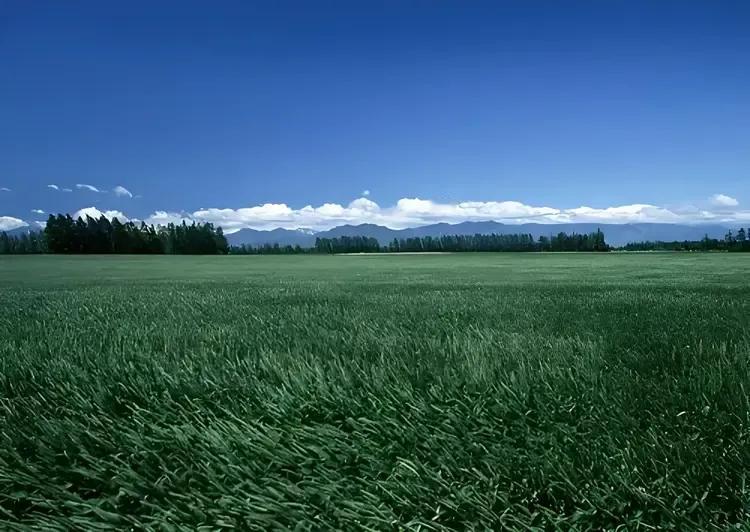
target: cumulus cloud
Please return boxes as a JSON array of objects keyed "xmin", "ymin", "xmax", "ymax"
[
  {"xmin": 47, "ymin": 184, "xmax": 59, "ymax": 190},
  {"xmin": 76, "ymin": 184, "xmax": 103, "ymax": 193},
  {"xmin": 113, "ymin": 185, "xmax": 133, "ymax": 198},
  {"xmin": 710, "ymin": 194, "xmax": 739, "ymax": 207},
  {"xmin": 554, "ymin": 204, "xmax": 683, "ymax": 223},
  {"xmin": 72, "ymin": 206, "xmax": 128, "ymax": 222},
  {"xmin": 0, "ymin": 216, "xmax": 27, "ymax": 232},
  {"xmin": 393, "ymin": 198, "xmax": 560, "ymax": 223},
  {"xmin": 66, "ymin": 196, "xmax": 750, "ymax": 234},
  {"xmin": 143, "ymin": 210, "xmax": 192, "ymax": 226},
  {"xmin": 158, "ymin": 197, "xmax": 750, "ymax": 232},
  {"xmin": 31, "ymin": 209, "xmax": 45, "ymax": 214},
  {"xmin": 189, "ymin": 197, "xmax": 390, "ymax": 232},
  {"xmin": 362, "ymin": 189, "xmax": 370, "ymax": 196},
  {"xmin": 0, "ymin": 187, "xmax": 11, "ymax": 192}
]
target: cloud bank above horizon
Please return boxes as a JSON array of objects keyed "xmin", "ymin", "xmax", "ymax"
[
  {"xmin": 4, "ymin": 194, "xmax": 748, "ymax": 234},
  {"xmin": 192, "ymin": 196, "xmax": 750, "ymax": 233},
  {"xmin": 80, "ymin": 194, "xmax": 750, "ymax": 233}
]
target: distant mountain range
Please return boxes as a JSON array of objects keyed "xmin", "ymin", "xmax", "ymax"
[{"xmin": 226, "ymin": 222, "xmax": 735, "ymax": 248}]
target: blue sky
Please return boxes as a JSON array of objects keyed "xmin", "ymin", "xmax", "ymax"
[{"xmin": 1, "ymin": 0, "xmax": 749, "ymax": 231}]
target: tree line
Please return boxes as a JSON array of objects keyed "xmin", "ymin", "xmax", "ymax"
[
  {"xmin": 229, "ymin": 243, "xmax": 310, "ymax": 255},
  {"xmin": 381, "ymin": 230, "xmax": 608, "ymax": 253},
  {"xmin": 620, "ymin": 228, "xmax": 750, "ymax": 252},
  {"xmin": 229, "ymin": 230, "xmax": 609, "ymax": 254},
  {"xmin": 0, "ymin": 214, "xmax": 229, "ymax": 254},
  {"xmin": 10, "ymin": 222, "xmax": 750, "ymax": 254}
]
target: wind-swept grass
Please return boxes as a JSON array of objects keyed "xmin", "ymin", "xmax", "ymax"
[{"xmin": 1, "ymin": 254, "xmax": 749, "ymax": 529}]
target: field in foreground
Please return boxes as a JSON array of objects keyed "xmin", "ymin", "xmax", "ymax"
[{"xmin": 1, "ymin": 253, "xmax": 749, "ymax": 530}]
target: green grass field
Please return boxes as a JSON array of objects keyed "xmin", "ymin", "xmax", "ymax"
[{"xmin": 2, "ymin": 253, "xmax": 749, "ymax": 530}]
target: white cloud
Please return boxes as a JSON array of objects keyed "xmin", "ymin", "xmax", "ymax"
[
  {"xmin": 76, "ymin": 184, "xmax": 103, "ymax": 193},
  {"xmin": 710, "ymin": 194, "xmax": 739, "ymax": 207},
  {"xmin": 72, "ymin": 206, "xmax": 128, "ymax": 222},
  {"xmin": 176, "ymin": 197, "xmax": 750, "ymax": 232},
  {"xmin": 62, "ymin": 188, "xmax": 73, "ymax": 192},
  {"xmin": 143, "ymin": 210, "xmax": 192, "ymax": 226},
  {"xmin": 552, "ymin": 204, "xmax": 683, "ymax": 223},
  {"xmin": 0, "ymin": 187, "xmax": 11, "ymax": 192},
  {"xmin": 113, "ymin": 185, "xmax": 133, "ymax": 198},
  {"xmin": 190, "ymin": 197, "xmax": 390, "ymax": 232},
  {"xmin": 0, "ymin": 216, "xmax": 27, "ymax": 232},
  {"xmin": 68, "ymin": 196, "xmax": 750, "ymax": 234},
  {"xmin": 47, "ymin": 184, "xmax": 59, "ymax": 190},
  {"xmin": 31, "ymin": 209, "xmax": 45, "ymax": 214},
  {"xmin": 362, "ymin": 189, "xmax": 370, "ymax": 196},
  {"xmin": 349, "ymin": 197, "xmax": 380, "ymax": 212},
  {"xmin": 393, "ymin": 198, "xmax": 560, "ymax": 223}
]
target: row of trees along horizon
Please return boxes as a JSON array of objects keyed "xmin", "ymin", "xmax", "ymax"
[
  {"xmin": 232, "ymin": 231, "xmax": 610, "ymax": 254},
  {"xmin": 2, "ymin": 214, "xmax": 606, "ymax": 254},
  {"xmin": 2, "ymin": 213, "xmax": 750, "ymax": 254},
  {"xmin": 622, "ymin": 229, "xmax": 750, "ymax": 251}
]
